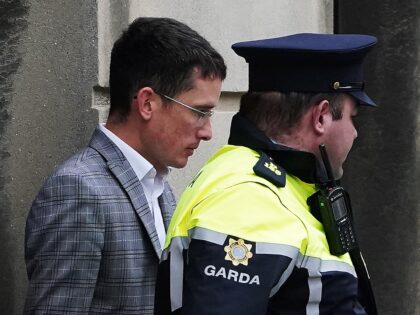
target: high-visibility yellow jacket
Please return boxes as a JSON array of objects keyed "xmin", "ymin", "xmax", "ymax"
[{"xmin": 155, "ymin": 144, "xmax": 366, "ymax": 315}]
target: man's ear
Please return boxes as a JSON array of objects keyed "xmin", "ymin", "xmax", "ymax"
[
  {"xmin": 133, "ymin": 87, "xmax": 157, "ymax": 120},
  {"xmin": 311, "ymin": 100, "xmax": 331, "ymax": 135}
]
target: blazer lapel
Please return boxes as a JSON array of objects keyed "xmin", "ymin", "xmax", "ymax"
[
  {"xmin": 159, "ymin": 182, "xmax": 177, "ymax": 230},
  {"xmin": 89, "ymin": 127, "xmax": 163, "ymax": 257}
]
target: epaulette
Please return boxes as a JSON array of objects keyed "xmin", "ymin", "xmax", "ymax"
[{"xmin": 253, "ymin": 152, "xmax": 286, "ymax": 187}]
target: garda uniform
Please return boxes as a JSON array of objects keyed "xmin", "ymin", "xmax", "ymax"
[{"xmin": 155, "ymin": 33, "xmax": 378, "ymax": 315}]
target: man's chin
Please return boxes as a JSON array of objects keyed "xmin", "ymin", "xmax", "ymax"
[{"xmin": 170, "ymin": 158, "xmax": 189, "ymax": 170}]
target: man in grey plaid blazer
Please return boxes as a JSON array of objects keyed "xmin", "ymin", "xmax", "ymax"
[{"xmin": 24, "ymin": 17, "xmax": 226, "ymax": 314}]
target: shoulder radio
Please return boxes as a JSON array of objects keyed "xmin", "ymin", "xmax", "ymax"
[{"xmin": 308, "ymin": 144, "xmax": 358, "ymax": 256}]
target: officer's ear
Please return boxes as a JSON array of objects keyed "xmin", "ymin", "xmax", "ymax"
[{"xmin": 312, "ymin": 100, "xmax": 332, "ymax": 135}]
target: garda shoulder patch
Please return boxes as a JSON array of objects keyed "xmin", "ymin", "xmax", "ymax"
[
  {"xmin": 253, "ymin": 152, "xmax": 286, "ymax": 187},
  {"xmin": 224, "ymin": 238, "xmax": 253, "ymax": 266}
]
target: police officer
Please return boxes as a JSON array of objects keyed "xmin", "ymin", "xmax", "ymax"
[{"xmin": 155, "ymin": 33, "xmax": 378, "ymax": 315}]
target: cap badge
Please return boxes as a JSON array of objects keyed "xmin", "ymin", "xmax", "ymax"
[
  {"xmin": 224, "ymin": 238, "xmax": 253, "ymax": 266},
  {"xmin": 331, "ymin": 81, "xmax": 364, "ymax": 91}
]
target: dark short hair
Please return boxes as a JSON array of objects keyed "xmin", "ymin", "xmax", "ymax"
[
  {"xmin": 109, "ymin": 17, "xmax": 227, "ymax": 120},
  {"xmin": 239, "ymin": 91, "xmax": 346, "ymax": 139}
]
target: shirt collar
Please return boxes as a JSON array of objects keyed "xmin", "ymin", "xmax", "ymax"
[{"xmin": 98, "ymin": 124, "xmax": 168, "ymax": 181}]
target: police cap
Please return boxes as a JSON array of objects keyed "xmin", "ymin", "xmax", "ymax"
[{"xmin": 232, "ymin": 33, "xmax": 378, "ymax": 106}]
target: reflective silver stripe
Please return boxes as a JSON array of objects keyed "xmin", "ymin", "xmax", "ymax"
[
  {"xmin": 168, "ymin": 231, "xmax": 228, "ymax": 311},
  {"xmin": 302, "ymin": 256, "xmax": 356, "ymax": 315},
  {"xmin": 306, "ymin": 269, "xmax": 322, "ymax": 315},
  {"xmin": 269, "ymin": 257, "xmax": 296, "ymax": 297},
  {"xmin": 256, "ymin": 243, "xmax": 300, "ymax": 297},
  {"xmin": 189, "ymin": 226, "xmax": 227, "ymax": 245},
  {"xmin": 320, "ymin": 259, "xmax": 356, "ymax": 277},
  {"xmin": 169, "ymin": 228, "xmax": 356, "ymax": 313},
  {"xmin": 304, "ymin": 256, "xmax": 356, "ymax": 278},
  {"xmin": 169, "ymin": 237, "xmax": 188, "ymax": 311},
  {"xmin": 255, "ymin": 242, "xmax": 299, "ymax": 257},
  {"xmin": 271, "ymin": 251, "xmax": 306, "ymax": 297}
]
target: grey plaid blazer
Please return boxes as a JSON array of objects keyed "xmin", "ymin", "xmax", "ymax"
[{"xmin": 24, "ymin": 128, "xmax": 176, "ymax": 314}]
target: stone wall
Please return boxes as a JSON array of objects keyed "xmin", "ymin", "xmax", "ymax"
[
  {"xmin": 0, "ymin": 1, "xmax": 98, "ymax": 313},
  {"xmin": 338, "ymin": 1, "xmax": 420, "ymax": 314}
]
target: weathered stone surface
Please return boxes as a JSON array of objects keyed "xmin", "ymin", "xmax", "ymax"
[
  {"xmin": 338, "ymin": 1, "xmax": 420, "ymax": 314},
  {"xmin": 0, "ymin": 1, "xmax": 30, "ymax": 313},
  {"xmin": 0, "ymin": 1, "xmax": 98, "ymax": 313}
]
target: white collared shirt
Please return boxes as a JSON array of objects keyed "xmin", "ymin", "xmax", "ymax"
[{"xmin": 99, "ymin": 124, "xmax": 167, "ymax": 250}]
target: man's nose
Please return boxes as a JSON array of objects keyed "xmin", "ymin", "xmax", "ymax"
[{"xmin": 197, "ymin": 118, "xmax": 212, "ymax": 141}]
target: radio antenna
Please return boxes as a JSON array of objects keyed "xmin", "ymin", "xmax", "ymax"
[{"xmin": 319, "ymin": 144, "xmax": 336, "ymax": 186}]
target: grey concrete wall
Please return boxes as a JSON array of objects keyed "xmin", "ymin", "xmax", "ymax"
[
  {"xmin": 0, "ymin": 0, "xmax": 98, "ymax": 313},
  {"xmin": 337, "ymin": 1, "xmax": 420, "ymax": 314},
  {"xmin": 0, "ymin": 3, "xmax": 30, "ymax": 313}
]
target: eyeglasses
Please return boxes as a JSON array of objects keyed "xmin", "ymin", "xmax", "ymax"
[{"xmin": 159, "ymin": 94, "xmax": 214, "ymax": 124}]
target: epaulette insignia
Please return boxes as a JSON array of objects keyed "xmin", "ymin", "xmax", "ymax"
[{"xmin": 253, "ymin": 152, "xmax": 286, "ymax": 187}]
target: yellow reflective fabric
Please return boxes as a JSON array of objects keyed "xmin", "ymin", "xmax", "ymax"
[
  {"xmin": 165, "ymin": 145, "xmax": 352, "ymax": 266},
  {"xmin": 165, "ymin": 145, "xmax": 260, "ymax": 245},
  {"xmin": 189, "ymin": 182, "xmax": 307, "ymax": 248}
]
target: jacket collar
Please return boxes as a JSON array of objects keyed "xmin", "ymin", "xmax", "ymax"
[
  {"xmin": 88, "ymin": 127, "xmax": 174, "ymax": 257},
  {"xmin": 228, "ymin": 113, "xmax": 327, "ymax": 184}
]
